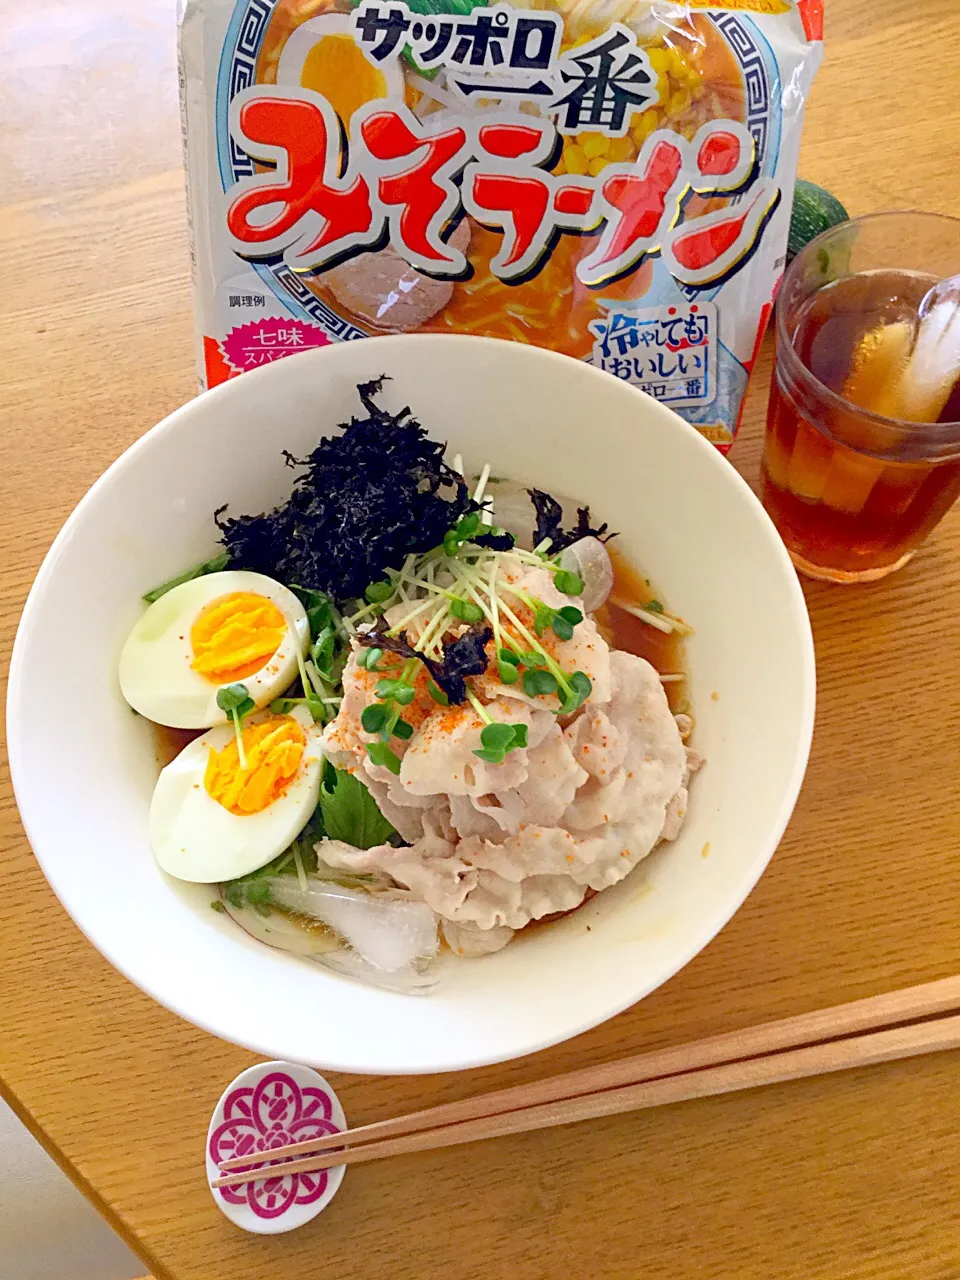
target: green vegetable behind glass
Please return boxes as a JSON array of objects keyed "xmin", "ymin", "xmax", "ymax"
[{"xmin": 143, "ymin": 551, "xmax": 230, "ymax": 603}]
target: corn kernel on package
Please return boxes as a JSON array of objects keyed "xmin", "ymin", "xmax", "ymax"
[{"xmin": 179, "ymin": 0, "xmax": 822, "ymax": 449}]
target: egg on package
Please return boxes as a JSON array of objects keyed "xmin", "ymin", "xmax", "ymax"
[
  {"xmin": 150, "ymin": 705, "xmax": 323, "ymax": 883},
  {"xmin": 275, "ymin": 14, "xmax": 403, "ymax": 130},
  {"xmin": 118, "ymin": 570, "xmax": 309, "ymax": 729}
]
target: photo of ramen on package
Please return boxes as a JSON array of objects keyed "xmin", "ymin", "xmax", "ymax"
[{"xmin": 179, "ymin": 0, "xmax": 823, "ymax": 448}]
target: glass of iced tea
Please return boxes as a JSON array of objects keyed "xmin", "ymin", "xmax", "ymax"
[{"xmin": 761, "ymin": 211, "xmax": 960, "ymax": 582}]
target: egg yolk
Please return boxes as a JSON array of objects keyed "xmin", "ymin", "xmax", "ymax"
[
  {"xmin": 190, "ymin": 592, "xmax": 287, "ymax": 685},
  {"xmin": 300, "ymin": 34, "xmax": 388, "ymax": 127},
  {"xmin": 204, "ymin": 716, "xmax": 307, "ymax": 815}
]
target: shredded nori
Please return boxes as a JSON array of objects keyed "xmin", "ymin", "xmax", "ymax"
[
  {"xmin": 358, "ymin": 616, "xmax": 493, "ymax": 705},
  {"xmin": 427, "ymin": 626, "xmax": 494, "ymax": 703},
  {"xmin": 527, "ymin": 488, "xmax": 614, "ymax": 553},
  {"xmin": 472, "ymin": 529, "xmax": 515, "ymax": 551},
  {"xmin": 215, "ymin": 378, "xmax": 475, "ymax": 603}
]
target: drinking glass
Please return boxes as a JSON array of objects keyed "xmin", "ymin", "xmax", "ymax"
[{"xmin": 761, "ymin": 211, "xmax": 960, "ymax": 583}]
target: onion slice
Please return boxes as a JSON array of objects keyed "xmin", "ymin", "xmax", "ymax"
[
  {"xmin": 560, "ymin": 537, "xmax": 614, "ymax": 612},
  {"xmin": 219, "ymin": 894, "xmax": 339, "ymax": 958}
]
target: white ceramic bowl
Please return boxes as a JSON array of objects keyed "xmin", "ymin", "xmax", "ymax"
[{"xmin": 8, "ymin": 335, "xmax": 814, "ymax": 1074}]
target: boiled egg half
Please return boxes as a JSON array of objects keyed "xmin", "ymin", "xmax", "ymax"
[
  {"xmin": 118, "ymin": 570, "xmax": 309, "ymax": 729},
  {"xmin": 150, "ymin": 705, "xmax": 323, "ymax": 883},
  {"xmin": 275, "ymin": 14, "xmax": 403, "ymax": 131}
]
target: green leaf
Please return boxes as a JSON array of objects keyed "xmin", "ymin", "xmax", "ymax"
[
  {"xmin": 456, "ymin": 512, "xmax": 481, "ymax": 540},
  {"xmin": 358, "ymin": 647, "xmax": 383, "ymax": 672},
  {"xmin": 480, "ymin": 723, "xmax": 516, "ymax": 752},
  {"xmin": 291, "ymin": 586, "xmax": 335, "ymax": 640},
  {"xmin": 644, "ymin": 600, "xmax": 664, "ymax": 613},
  {"xmin": 511, "ymin": 722, "xmax": 529, "ymax": 749},
  {"xmin": 224, "ymin": 871, "xmax": 274, "ymax": 910},
  {"xmin": 498, "ymin": 660, "xmax": 519, "ymax": 685},
  {"xmin": 551, "ymin": 615, "xmax": 574, "ymax": 641},
  {"xmin": 380, "ymin": 705, "xmax": 401, "ymax": 741},
  {"xmin": 366, "ymin": 742, "xmax": 403, "ymax": 776},
  {"xmin": 450, "ymin": 598, "xmax": 484, "ymax": 623},
  {"xmin": 320, "ymin": 767, "xmax": 396, "ymax": 848},
  {"xmin": 352, "ymin": 0, "xmax": 485, "ymax": 14},
  {"xmin": 498, "ymin": 648, "xmax": 521, "ymax": 666},
  {"xmin": 143, "ymin": 551, "xmax": 230, "ymax": 603},
  {"xmin": 365, "ymin": 579, "xmax": 394, "ymax": 604},
  {"xmin": 558, "ymin": 606, "xmax": 584, "ymax": 626},
  {"xmin": 533, "ymin": 606, "xmax": 553, "ymax": 637},
  {"xmin": 361, "ymin": 703, "xmax": 390, "ymax": 734},
  {"xmin": 311, "ymin": 625, "xmax": 337, "ymax": 675},
  {"xmin": 246, "ymin": 880, "xmax": 272, "ymax": 906},
  {"xmin": 376, "ymin": 677, "xmax": 415, "ymax": 705},
  {"xmin": 402, "ymin": 47, "xmax": 442, "ymax": 78},
  {"xmin": 393, "ymin": 718, "xmax": 414, "ymax": 740},
  {"xmin": 426, "ymin": 679, "xmax": 449, "ymax": 705},
  {"xmin": 472, "ymin": 746, "xmax": 505, "ymax": 763},
  {"xmin": 217, "ymin": 682, "xmax": 253, "ymax": 714},
  {"xmin": 271, "ymin": 696, "xmax": 314, "ymax": 715},
  {"xmin": 554, "ymin": 570, "xmax": 584, "ymax": 597},
  {"xmin": 303, "ymin": 690, "xmax": 326, "ymax": 723},
  {"xmin": 560, "ymin": 670, "xmax": 592, "ymax": 715},
  {"xmin": 523, "ymin": 669, "xmax": 558, "ymax": 698}
]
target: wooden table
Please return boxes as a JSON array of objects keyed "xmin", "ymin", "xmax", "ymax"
[{"xmin": 2, "ymin": 2, "xmax": 959, "ymax": 1277}]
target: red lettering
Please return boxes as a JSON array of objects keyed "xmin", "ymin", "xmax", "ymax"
[
  {"xmin": 672, "ymin": 209, "xmax": 745, "ymax": 270},
  {"xmin": 664, "ymin": 180, "xmax": 781, "ymax": 286},
  {"xmin": 577, "ymin": 139, "xmax": 683, "ymax": 285},
  {"xmin": 471, "ymin": 172, "xmax": 551, "ymax": 269},
  {"xmin": 478, "ymin": 122, "xmax": 543, "ymax": 159},
  {"xmin": 361, "ymin": 110, "xmax": 467, "ymax": 267},
  {"xmin": 600, "ymin": 141, "xmax": 683, "ymax": 255},
  {"xmin": 463, "ymin": 120, "xmax": 565, "ymax": 280},
  {"xmin": 554, "ymin": 184, "xmax": 594, "ymax": 217},
  {"xmin": 697, "ymin": 130, "xmax": 741, "ymax": 176},
  {"xmin": 226, "ymin": 97, "xmax": 373, "ymax": 260},
  {"xmin": 224, "ymin": 89, "xmax": 775, "ymax": 293}
]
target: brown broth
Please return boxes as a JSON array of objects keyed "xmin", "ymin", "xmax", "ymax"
[
  {"xmin": 595, "ymin": 545, "xmax": 689, "ymax": 714},
  {"xmin": 154, "ymin": 723, "xmax": 201, "ymax": 768}
]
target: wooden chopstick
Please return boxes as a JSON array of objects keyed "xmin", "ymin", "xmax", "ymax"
[
  {"xmin": 217, "ymin": 974, "xmax": 960, "ymax": 1173},
  {"xmin": 213, "ymin": 1011, "xmax": 960, "ymax": 1187}
]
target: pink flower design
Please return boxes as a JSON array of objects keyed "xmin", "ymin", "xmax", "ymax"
[{"xmin": 209, "ymin": 1071, "xmax": 342, "ymax": 1219}]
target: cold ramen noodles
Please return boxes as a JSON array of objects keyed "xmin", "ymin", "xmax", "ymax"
[
  {"xmin": 179, "ymin": 0, "xmax": 822, "ymax": 448},
  {"xmin": 121, "ymin": 383, "xmax": 700, "ymax": 992}
]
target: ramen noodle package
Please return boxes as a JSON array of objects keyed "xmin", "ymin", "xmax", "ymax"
[{"xmin": 179, "ymin": 0, "xmax": 823, "ymax": 448}]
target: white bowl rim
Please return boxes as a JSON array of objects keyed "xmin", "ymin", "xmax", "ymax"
[{"xmin": 7, "ymin": 334, "xmax": 816, "ymax": 1073}]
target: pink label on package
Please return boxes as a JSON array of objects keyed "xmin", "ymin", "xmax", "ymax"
[{"xmin": 221, "ymin": 319, "xmax": 331, "ymax": 372}]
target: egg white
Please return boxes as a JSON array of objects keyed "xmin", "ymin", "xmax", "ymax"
[
  {"xmin": 276, "ymin": 14, "xmax": 404, "ymax": 99},
  {"xmin": 118, "ymin": 570, "xmax": 309, "ymax": 730},
  {"xmin": 150, "ymin": 705, "xmax": 324, "ymax": 884}
]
